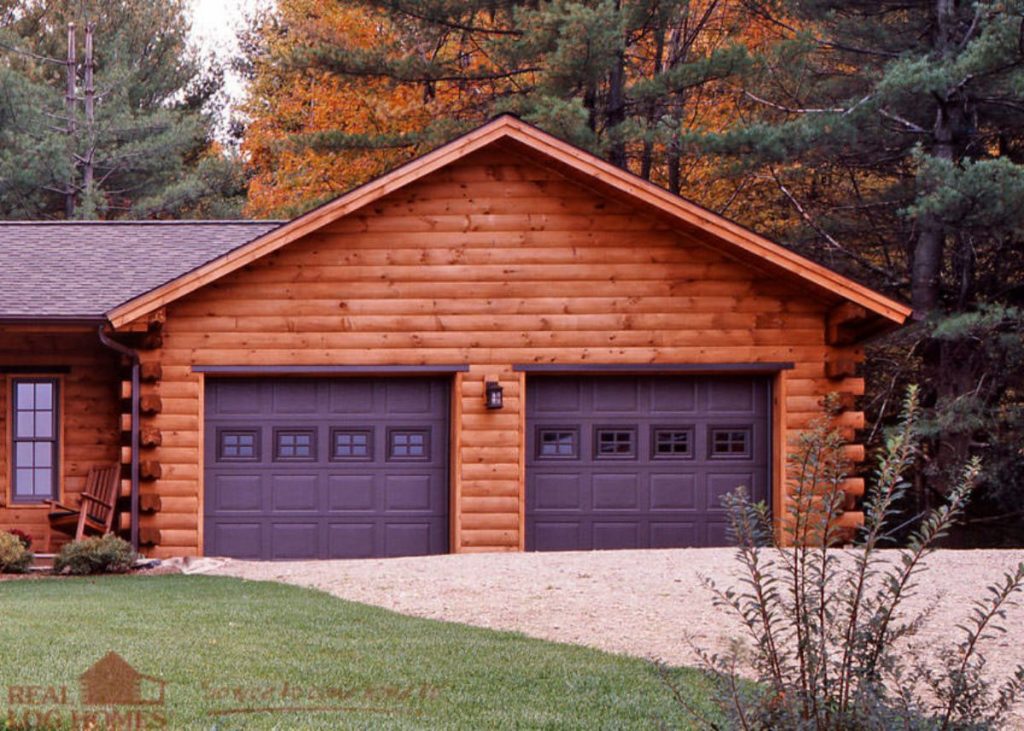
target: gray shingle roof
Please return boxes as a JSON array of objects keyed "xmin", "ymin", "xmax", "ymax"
[{"xmin": 0, "ymin": 221, "xmax": 283, "ymax": 318}]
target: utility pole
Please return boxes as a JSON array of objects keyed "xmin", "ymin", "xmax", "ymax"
[
  {"xmin": 83, "ymin": 22, "xmax": 95, "ymax": 197},
  {"xmin": 65, "ymin": 22, "xmax": 76, "ymax": 218}
]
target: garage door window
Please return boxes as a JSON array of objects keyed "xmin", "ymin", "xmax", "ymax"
[
  {"xmin": 652, "ymin": 427, "xmax": 693, "ymax": 459},
  {"xmin": 274, "ymin": 429, "xmax": 316, "ymax": 461},
  {"xmin": 331, "ymin": 429, "xmax": 372, "ymax": 461},
  {"xmin": 595, "ymin": 427, "xmax": 636, "ymax": 459},
  {"xmin": 388, "ymin": 429, "xmax": 429, "ymax": 461},
  {"xmin": 710, "ymin": 427, "xmax": 751, "ymax": 458},
  {"xmin": 537, "ymin": 428, "xmax": 578, "ymax": 459},
  {"xmin": 218, "ymin": 429, "xmax": 260, "ymax": 462}
]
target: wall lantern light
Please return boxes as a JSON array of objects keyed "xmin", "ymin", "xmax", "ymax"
[{"xmin": 485, "ymin": 380, "xmax": 504, "ymax": 410}]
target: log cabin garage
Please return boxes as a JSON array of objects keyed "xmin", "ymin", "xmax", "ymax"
[{"xmin": 0, "ymin": 116, "xmax": 911, "ymax": 559}]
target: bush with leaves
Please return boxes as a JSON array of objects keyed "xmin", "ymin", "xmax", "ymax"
[
  {"xmin": 54, "ymin": 535, "xmax": 136, "ymax": 576},
  {"xmin": 0, "ymin": 530, "xmax": 33, "ymax": 573},
  {"xmin": 671, "ymin": 386, "xmax": 1024, "ymax": 730},
  {"xmin": 6, "ymin": 528, "xmax": 31, "ymax": 550}
]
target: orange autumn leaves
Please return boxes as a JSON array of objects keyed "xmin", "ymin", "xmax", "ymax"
[
  {"xmin": 241, "ymin": 1, "xmax": 786, "ymax": 224},
  {"xmin": 242, "ymin": 2, "xmax": 431, "ymax": 217}
]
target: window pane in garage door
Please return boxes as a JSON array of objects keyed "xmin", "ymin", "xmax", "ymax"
[
  {"xmin": 526, "ymin": 375, "xmax": 770, "ymax": 551},
  {"xmin": 204, "ymin": 378, "xmax": 449, "ymax": 560}
]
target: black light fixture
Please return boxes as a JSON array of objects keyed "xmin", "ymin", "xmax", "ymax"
[{"xmin": 485, "ymin": 380, "xmax": 504, "ymax": 410}]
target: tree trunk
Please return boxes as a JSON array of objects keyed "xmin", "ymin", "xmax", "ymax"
[
  {"xmin": 606, "ymin": 1, "xmax": 627, "ymax": 168},
  {"xmin": 640, "ymin": 21, "xmax": 667, "ymax": 181},
  {"xmin": 912, "ymin": 212, "xmax": 945, "ymax": 316},
  {"xmin": 584, "ymin": 83, "xmax": 598, "ymax": 133},
  {"xmin": 911, "ymin": 0, "xmax": 961, "ymax": 317},
  {"xmin": 607, "ymin": 51, "xmax": 627, "ymax": 168},
  {"xmin": 667, "ymin": 129, "xmax": 682, "ymax": 194},
  {"xmin": 65, "ymin": 22, "xmax": 76, "ymax": 219}
]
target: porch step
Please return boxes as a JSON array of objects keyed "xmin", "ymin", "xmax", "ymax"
[{"xmin": 30, "ymin": 553, "xmax": 55, "ymax": 571}]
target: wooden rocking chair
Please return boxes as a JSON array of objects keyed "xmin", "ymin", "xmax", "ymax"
[{"xmin": 45, "ymin": 465, "xmax": 121, "ymax": 550}]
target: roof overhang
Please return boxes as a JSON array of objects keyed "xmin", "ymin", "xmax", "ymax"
[
  {"xmin": 105, "ymin": 115, "xmax": 912, "ymax": 333},
  {"xmin": 0, "ymin": 315, "xmax": 106, "ymax": 333}
]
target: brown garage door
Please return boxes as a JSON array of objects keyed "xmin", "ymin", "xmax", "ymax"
[
  {"xmin": 526, "ymin": 375, "xmax": 770, "ymax": 551},
  {"xmin": 204, "ymin": 378, "xmax": 449, "ymax": 560}
]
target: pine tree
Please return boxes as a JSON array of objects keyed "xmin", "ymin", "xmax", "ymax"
[
  {"xmin": 0, "ymin": 0, "xmax": 246, "ymax": 219},
  {"xmin": 708, "ymin": 0, "xmax": 1024, "ymax": 529},
  {"xmin": 244, "ymin": 0, "xmax": 754, "ymax": 215}
]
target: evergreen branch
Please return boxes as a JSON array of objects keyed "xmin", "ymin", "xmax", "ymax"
[
  {"xmin": 0, "ymin": 39, "xmax": 64, "ymax": 65},
  {"xmin": 767, "ymin": 166, "xmax": 905, "ymax": 284},
  {"xmin": 877, "ymin": 108, "xmax": 927, "ymax": 134},
  {"xmin": 294, "ymin": 43, "xmax": 539, "ymax": 84},
  {"xmin": 369, "ymin": 1, "xmax": 523, "ymax": 36},
  {"xmin": 743, "ymin": 91, "xmax": 872, "ymax": 116},
  {"xmin": 737, "ymin": 1, "xmax": 900, "ymax": 58}
]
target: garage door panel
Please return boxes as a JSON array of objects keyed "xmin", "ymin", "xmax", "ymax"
[
  {"xmin": 270, "ymin": 473, "xmax": 319, "ymax": 512},
  {"xmin": 592, "ymin": 473, "xmax": 640, "ymax": 510},
  {"xmin": 650, "ymin": 380, "xmax": 697, "ymax": 413},
  {"xmin": 384, "ymin": 474, "xmax": 436, "ymax": 511},
  {"xmin": 650, "ymin": 473, "xmax": 697, "ymax": 510},
  {"xmin": 384, "ymin": 523, "xmax": 434, "ymax": 557},
  {"xmin": 211, "ymin": 474, "xmax": 264, "ymax": 512},
  {"xmin": 706, "ymin": 472, "xmax": 760, "ymax": 511},
  {"xmin": 593, "ymin": 521, "xmax": 640, "ymax": 549},
  {"xmin": 591, "ymin": 378, "xmax": 640, "ymax": 413},
  {"xmin": 328, "ymin": 381, "xmax": 376, "ymax": 413},
  {"xmin": 271, "ymin": 522, "xmax": 319, "ymax": 559},
  {"xmin": 271, "ymin": 381, "xmax": 320, "ymax": 414},
  {"xmin": 533, "ymin": 473, "xmax": 583, "ymax": 510},
  {"xmin": 650, "ymin": 521, "xmax": 699, "ymax": 548},
  {"xmin": 327, "ymin": 474, "xmax": 376, "ymax": 511},
  {"xmin": 705, "ymin": 521, "xmax": 731, "ymax": 546},
  {"xmin": 384, "ymin": 380, "xmax": 435, "ymax": 414},
  {"xmin": 211, "ymin": 381, "xmax": 263, "ymax": 415},
  {"xmin": 205, "ymin": 377, "xmax": 449, "ymax": 560},
  {"xmin": 527, "ymin": 375, "xmax": 769, "ymax": 551},
  {"xmin": 328, "ymin": 523, "xmax": 376, "ymax": 558},
  {"xmin": 212, "ymin": 523, "xmax": 263, "ymax": 559},
  {"xmin": 533, "ymin": 379, "xmax": 582, "ymax": 413},
  {"xmin": 533, "ymin": 521, "xmax": 584, "ymax": 552},
  {"xmin": 706, "ymin": 379, "xmax": 757, "ymax": 413}
]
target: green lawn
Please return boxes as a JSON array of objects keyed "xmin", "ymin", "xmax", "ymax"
[{"xmin": 0, "ymin": 575, "xmax": 716, "ymax": 729}]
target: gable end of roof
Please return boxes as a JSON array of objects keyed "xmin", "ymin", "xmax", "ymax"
[{"xmin": 104, "ymin": 116, "xmax": 911, "ymax": 329}]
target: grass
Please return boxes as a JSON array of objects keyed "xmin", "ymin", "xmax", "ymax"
[{"xmin": 0, "ymin": 575, "xmax": 717, "ymax": 729}]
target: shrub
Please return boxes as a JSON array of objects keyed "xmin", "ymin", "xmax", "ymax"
[
  {"xmin": 674, "ymin": 386, "xmax": 1024, "ymax": 730},
  {"xmin": 6, "ymin": 528, "xmax": 32, "ymax": 549},
  {"xmin": 54, "ymin": 534, "xmax": 136, "ymax": 576},
  {"xmin": 0, "ymin": 531, "xmax": 33, "ymax": 573}
]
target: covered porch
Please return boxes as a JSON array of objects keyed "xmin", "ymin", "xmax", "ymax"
[{"xmin": 0, "ymin": 322, "xmax": 138, "ymax": 552}]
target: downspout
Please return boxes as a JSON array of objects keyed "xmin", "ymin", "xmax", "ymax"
[{"xmin": 98, "ymin": 324, "xmax": 140, "ymax": 552}]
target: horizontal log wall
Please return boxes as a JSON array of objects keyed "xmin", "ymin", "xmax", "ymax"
[
  {"xmin": 136, "ymin": 144, "xmax": 864, "ymax": 557},
  {"xmin": 0, "ymin": 332, "xmax": 121, "ymax": 549}
]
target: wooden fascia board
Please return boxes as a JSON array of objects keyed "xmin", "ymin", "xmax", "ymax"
[{"xmin": 107, "ymin": 115, "xmax": 912, "ymax": 329}]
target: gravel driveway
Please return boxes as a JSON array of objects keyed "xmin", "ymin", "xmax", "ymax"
[{"xmin": 209, "ymin": 548, "xmax": 1024, "ymax": 721}]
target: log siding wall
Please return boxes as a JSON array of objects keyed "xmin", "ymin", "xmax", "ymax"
[{"xmin": 131, "ymin": 147, "xmax": 864, "ymax": 557}]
